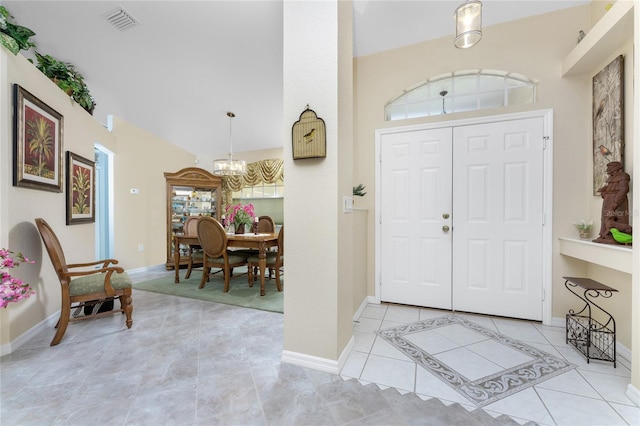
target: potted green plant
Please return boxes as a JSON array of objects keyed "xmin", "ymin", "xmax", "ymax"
[
  {"xmin": 31, "ymin": 52, "xmax": 96, "ymax": 114},
  {"xmin": 353, "ymin": 184, "xmax": 367, "ymax": 197},
  {"xmin": 0, "ymin": 6, "xmax": 36, "ymax": 55},
  {"xmin": 573, "ymin": 219, "xmax": 593, "ymax": 240}
]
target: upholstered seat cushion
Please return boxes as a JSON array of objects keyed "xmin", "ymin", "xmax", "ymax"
[
  {"xmin": 191, "ymin": 251, "xmax": 204, "ymax": 262},
  {"xmin": 206, "ymin": 253, "xmax": 249, "ymax": 266},
  {"xmin": 69, "ymin": 272, "xmax": 132, "ymax": 297},
  {"xmin": 247, "ymin": 252, "xmax": 280, "ymax": 266}
]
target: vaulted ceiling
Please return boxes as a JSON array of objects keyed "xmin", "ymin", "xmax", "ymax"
[{"xmin": 4, "ymin": 1, "xmax": 586, "ymax": 161}]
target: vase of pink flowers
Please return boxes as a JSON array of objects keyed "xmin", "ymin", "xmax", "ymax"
[
  {"xmin": 1, "ymin": 248, "xmax": 35, "ymax": 308},
  {"xmin": 223, "ymin": 203, "xmax": 255, "ymax": 234}
]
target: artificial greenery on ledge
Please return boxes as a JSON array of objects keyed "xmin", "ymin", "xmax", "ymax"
[
  {"xmin": 31, "ymin": 52, "xmax": 96, "ymax": 115},
  {"xmin": 0, "ymin": 6, "xmax": 96, "ymax": 115},
  {"xmin": 0, "ymin": 6, "xmax": 36, "ymax": 55}
]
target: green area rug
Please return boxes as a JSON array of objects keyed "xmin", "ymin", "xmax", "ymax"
[{"xmin": 132, "ymin": 270, "xmax": 283, "ymax": 313}]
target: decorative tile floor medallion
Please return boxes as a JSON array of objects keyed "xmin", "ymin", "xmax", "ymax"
[{"xmin": 376, "ymin": 315, "xmax": 576, "ymax": 407}]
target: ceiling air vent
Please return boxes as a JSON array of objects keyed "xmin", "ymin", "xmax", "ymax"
[{"xmin": 103, "ymin": 7, "xmax": 139, "ymax": 31}]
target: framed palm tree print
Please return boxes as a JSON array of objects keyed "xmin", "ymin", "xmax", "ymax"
[
  {"xmin": 66, "ymin": 151, "xmax": 95, "ymax": 225},
  {"xmin": 13, "ymin": 84, "xmax": 64, "ymax": 192}
]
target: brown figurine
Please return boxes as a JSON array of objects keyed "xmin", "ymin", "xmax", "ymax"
[{"xmin": 593, "ymin": 161, "xmax": 630, "ymax": 244}]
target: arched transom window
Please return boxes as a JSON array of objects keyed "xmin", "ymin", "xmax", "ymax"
[{"xmin": 385, "ymin": 70, "xmax": 537, "ymax": 121}]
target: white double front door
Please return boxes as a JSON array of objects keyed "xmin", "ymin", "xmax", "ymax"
[{"xmin": 380, "ymin": 116, "xmax": 545, "ymax": 321}]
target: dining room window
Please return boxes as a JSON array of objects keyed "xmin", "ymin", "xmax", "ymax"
[
  {"xmin": 385, "ymin": 70, "xmax": 537, "ymax": 121},
  {"xmin": 232, "ymin": 177, "xmax": 284, "ymax": 199}
]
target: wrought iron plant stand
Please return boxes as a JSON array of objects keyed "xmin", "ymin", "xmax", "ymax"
[{"xmin": 564, "ymin": 277, "xmax": 617, "ymax": 367}]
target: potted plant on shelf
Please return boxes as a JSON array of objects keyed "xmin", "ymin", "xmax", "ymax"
[
  {"xmin": 573, "ymin": 219, "xmax": 593, "ymax": 240},
  {"xmin": 0, "ymin": 6, "xmax": 36, "ymax": 55},
  {"xmin": 353, "ymin": 183, "xmax": 367, "ymax": 197},
  {"xmin": 31, "ymin": 52, "xmax": 96, "ymax": 115}
]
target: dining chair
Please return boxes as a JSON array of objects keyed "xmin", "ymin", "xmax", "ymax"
[
  {"xmin": 34, "ymin": 218, "xmax": 133, "ymax": 346},
  {"xmin": 240, "ymin": 215, "xmax": 276, "ymax": 279},
  {"xmin": 182, "ymin": 216, "xmax": 203, "ymax": 279},
  {"xmin": 196, "ymin": 216, "xmax": 248, "ymax": 291},
  {"xmin": 257, "ymin": 215, "xmax": 275, "ymax": 233},
  {"xmin": 247, "ymin": 226, "xmax": 284, "ymax": 292}
]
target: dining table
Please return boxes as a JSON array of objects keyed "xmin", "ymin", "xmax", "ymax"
[{"xmin": 173, "ymin": 231, "xmax": 279, "ymax": 296}]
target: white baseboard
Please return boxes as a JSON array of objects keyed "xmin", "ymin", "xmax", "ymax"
[
  {"xmin": 616, "ymin": 342, "xmax": 632, "ymax": 370},
  {"xmin": 281, "ymin": 335, "xmax": 355, "ymax": 375},
  {"xmin": 552, "ymin": 316, "xmax": 632, "ymax": 370},
  {"xmin": 353, "ymin": 297, "xmax": 369, "ymax": 322},
  {"xmin": 550, "ymin": 316, "xmax": 565, "ymax": 328},
  {"xmin": 627, "ymin": 384, "xmax": 640, "ymax": 408},
  {"xmin": 126, "ymin": 263, "xmax": 166, "ymax": 275},
  {"xmin": 0, "ymin": 311, "xmax": 59, "ymax": 356}
]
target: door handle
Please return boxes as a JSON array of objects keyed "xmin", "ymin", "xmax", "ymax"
[{"xmin": 442, "ymin": 225, "xmax": 450, "ymax": 232}]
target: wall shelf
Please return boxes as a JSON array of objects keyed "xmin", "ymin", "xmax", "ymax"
[
  {"xmin": 561, "ymin": 1, "xmax": 634, "ymax": 77},
  {"xmin": 559, "ymin": 237, "xmax": 632, "ymax": 274}
]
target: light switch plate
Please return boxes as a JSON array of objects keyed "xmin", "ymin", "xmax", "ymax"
[{"xmin": 343, "ymin": 196, "xmax": 353, "ymax": 213}]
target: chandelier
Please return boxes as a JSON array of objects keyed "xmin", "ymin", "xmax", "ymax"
[
  {"xmin": 212, "ymin": 111, "xmax": 247, "ymax": 176},
  {"xmin": 454, "ymin": 0, "xmax": 482, "ymax": 49}
]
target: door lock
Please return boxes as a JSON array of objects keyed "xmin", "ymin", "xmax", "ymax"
[
  {"xmin": 442, "ymin": 225, "xmax": 450, "ymax": 232},
  {"xmin": 442, "ymin": 213, "xmax": 450, "ymax": 219}
]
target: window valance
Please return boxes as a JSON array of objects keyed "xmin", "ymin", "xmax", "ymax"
[{"xmin": 221, "ymin": 158, "xmax": 284, "ymax": 207}]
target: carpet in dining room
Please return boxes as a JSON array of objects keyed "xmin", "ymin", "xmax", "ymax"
[{"xmin": 131, "ymin": 268, "xmax": 283, "ymax": 313}]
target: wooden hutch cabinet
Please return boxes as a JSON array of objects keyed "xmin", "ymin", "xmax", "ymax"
[{"xmin": 164, "ymin": 167, "xmax": 222, "ymax": 269}]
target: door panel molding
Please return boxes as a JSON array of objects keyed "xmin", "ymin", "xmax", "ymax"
[
  {"xmin": 380, "ymin": 127, "xmax": 453, "ymax": 309},
  {"xmin": 453, "ymin": 117, "xmax": 544, "ymax": 320}
]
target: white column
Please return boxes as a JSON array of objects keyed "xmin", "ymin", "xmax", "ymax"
[{"xmin": 282, "ymin": 0, "xmax": 354, "ymax": 372}]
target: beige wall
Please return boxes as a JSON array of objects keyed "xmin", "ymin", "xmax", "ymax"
[
  {"xmin": 1, "ymin": 51, "xmax": 118, "ymax": 349},
  {"xmin": 110, "ymin": 117, "xmax": 195, "ymax": 270},
  {"xmin": 353, "ymin": 5, "xmax": 636, "ymax": 348},
  {"xmin": 337, "ymin": 0, "xmax": 356, "ymax": 359},
  {"xmin": 352, "ymin": 209, "xmax": 369, "ymax": 314}
]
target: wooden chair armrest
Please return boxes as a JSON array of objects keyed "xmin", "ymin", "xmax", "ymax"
[
  {"xmin": 67, "ymin": 259, "xmax": 120, "ymax": 269},
  {"xmin": 64, "ymin": 266, "xmax": 125, "ymax": 277}
]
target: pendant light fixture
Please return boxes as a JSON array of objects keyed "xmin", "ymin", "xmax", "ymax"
[
  {"xmin": 440, "ymin": 90, "xmax": 448, "ymax": 114},
  {"xmin": 454, "ymin": 0, "xmax": 482, "ymax": 49},
  {"xmin": 212, "ymin": 111, "xmax": 247, "ymax": 176}
]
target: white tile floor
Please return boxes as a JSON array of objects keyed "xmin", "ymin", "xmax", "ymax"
[{"xmin": 341, "ymin": 303, "xmax": 640, "ymax": 426}]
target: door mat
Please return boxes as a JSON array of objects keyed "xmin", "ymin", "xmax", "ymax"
[{"xmin": 377, "ymin": 315, "xmax": 575, "ymax": 407}]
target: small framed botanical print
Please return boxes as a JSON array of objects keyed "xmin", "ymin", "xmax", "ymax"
[{"xmin": 66, "ymin": 151, "xmax": 95, "ymax": 225}]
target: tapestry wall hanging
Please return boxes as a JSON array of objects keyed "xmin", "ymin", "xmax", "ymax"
[{"xmin": 593, "ymin": 55, "xmax": 624, "ymax": 195}]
